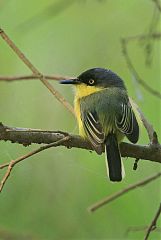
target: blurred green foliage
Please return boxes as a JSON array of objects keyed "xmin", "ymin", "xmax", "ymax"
[{"xmin": 0, "ymin": 0, "xmax": 161, "ymax": 239}]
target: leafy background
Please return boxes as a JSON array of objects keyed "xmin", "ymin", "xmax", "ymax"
[{"xmin": 0, "ymin": 0, "xmax": 160, "ymax": 239}]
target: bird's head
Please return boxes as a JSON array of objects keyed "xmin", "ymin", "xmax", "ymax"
[{"xmin": 60, "ymin": 68, "xmax": 126, "ymax": 97}]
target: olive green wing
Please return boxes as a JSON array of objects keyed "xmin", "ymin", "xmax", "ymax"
[
  {"xmin": 115, "ymin": 102, "xmax": 139, "ymax": 143},
  {"xmin": 81, "ymin": 110, "xmax": 105, "ymax": 154}
]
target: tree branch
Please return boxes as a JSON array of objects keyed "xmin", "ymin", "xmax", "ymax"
[
  {"xmin": 129, "ymin": 98, "xmax": 159, "ymax": 144},
  {"xmin": 121, "ymin": 35, "xmax": 161, "ymax": 100},
  {"xmin": 0, "ymin": 28, "xmax": 74, "ymax": 115},
  {"xmin": 0, "ymin": 136, "xmax": 69, "ymax": 192},
  {"xmin": 125, "ymin": 225, "xmax": 161, "ymax": 237},
  {"xmin": 144, "ymin": 202, "xmax": 161, "ymax": 240},
  {"xmin": 88, "ymin": 173, "xmax": 161, "ymax": 212},
  {"xmin": 0, "ymin": 123, "xmax": 161, "ymax": 164},
  {"xmin": 0, "ymin": 74, "xmax": 72, "ymax": 81},
  {"xmin": 122, "ymin": 32, "xmax": 161, "ymax": 42}
]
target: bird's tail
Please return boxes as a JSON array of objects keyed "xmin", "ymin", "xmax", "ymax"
[{"xmin": 105, "ymin": 133, "xmax": 125, "ymax": 182}]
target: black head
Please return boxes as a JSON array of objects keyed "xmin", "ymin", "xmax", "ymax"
[{"xmin": 60, "ymin": 68, "xmax": 126, "ymax": 89}]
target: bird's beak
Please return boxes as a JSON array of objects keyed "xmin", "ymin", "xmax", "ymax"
[{"xmin": 59, "ymin": 78, "xmax": 80, "ymax": 85}]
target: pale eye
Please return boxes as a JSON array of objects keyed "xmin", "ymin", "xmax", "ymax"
[{"xmin": 88, "ymin": 79, "xmax": 95, "ymax": 85}]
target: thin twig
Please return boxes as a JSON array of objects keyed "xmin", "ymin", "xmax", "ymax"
[
  {"xmin": 0, "ymin": 28, "xmax": 74, "ymax": 115},
  {"xmin": 0, "ymin": 74, "xmax": 72, "ymax": 81},
  {"xmin": 123, "ymin": 32, "xmax": 161, "ymax": 43},
  {"xmin": 138, "ymin": 108, "xmax": 159, "ymax": 145},
  {"xmin": 121, "ymin": 38, "xmax": 161, "ymax": 100},
  {"xmin": 144, "ymin": 203, "xmax": 161, "ymax": 240},
  {"xmin": 129, "ymin": 98, "xmax": 159, "ymax": 144},
  {"xmin": 0, "ymin": 136, "xmax": 69, "ymax": 192},
  {"xmin": 125, "ymin": 225, "xmax": 161, "ymax": 237},
  {"xmin": 88, "ymin": 172, "xmax": 161, "ymax": 212}
]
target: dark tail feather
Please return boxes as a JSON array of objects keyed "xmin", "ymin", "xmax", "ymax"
[{"xmin": 105, "ymin": 133, "xmax": 123, "ymax": 182}]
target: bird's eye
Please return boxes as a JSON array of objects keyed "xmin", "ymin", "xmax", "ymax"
[{"xmin": 88, "ymin": 79, "xmax": 95, "ymax": 85}]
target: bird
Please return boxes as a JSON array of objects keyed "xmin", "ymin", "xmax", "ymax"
[{"xmin": 60, "ymin": 68, "xmax": 139, "ymax": 182}]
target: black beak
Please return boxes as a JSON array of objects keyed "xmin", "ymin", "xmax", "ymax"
[{"xmin": 60, "ymin": 78, "xmax": 80, "ymax": 84}]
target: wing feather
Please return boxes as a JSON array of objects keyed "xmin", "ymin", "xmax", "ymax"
[
  {"xmin": 116, "ymin": 102, "xmax": 139, "ymax": 143},
  {"xmin": 81, "ymin": 110, "xmax": 105, "ymax": 154}
]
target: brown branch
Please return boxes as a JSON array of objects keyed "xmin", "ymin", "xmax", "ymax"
[
  {"xmin": 0, "ymin": 28, "xmax": 74, "ymax": 115},
  {"xmin": 138, "ymin": 108, "xmax": 159, "ymax": 145},
  {"xmin": 144, "ymin": 203, "xmax": 161, "ymax": 240},
  {"xmin": 125, "ymin": 225, "xmax": 161, "ymax": 237},
  {"xmin": 0, "ymin": 123, "xmax": 161, "ymax": 164},
  {"xmin": 1, "ymin": 124, "xmax": 160, "ymax": 193},
  {"xmin": 0, "ymin": 136, "xmax": 69, "ymax": 192},
  {"xmin": 88, "ymin": 173, "xmax": 161, "ymax": 212},
  {"xmin": 121, "ymin": 37, "xmax": 161, "ymax": 100},
  {"xmin": 0, "ymin": 74, "xmax": 73, "ymax": 81},
  {"xmin": 129, "ymin": 98, "xmax": 159, "ymax": 144}
]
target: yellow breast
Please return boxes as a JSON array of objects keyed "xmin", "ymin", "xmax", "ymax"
[
  {"xmin": 74, "ymin": 97, "xmax": 85, "ymax": 137},
  {"xmin": 74, "ymin": 84, "xmax": 103, "ymax": 137}
]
